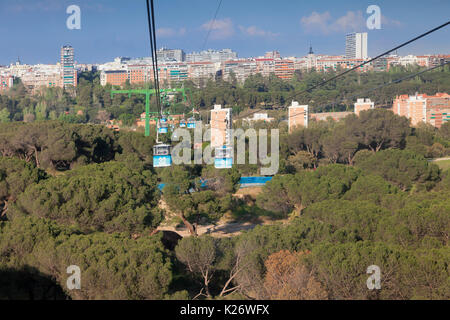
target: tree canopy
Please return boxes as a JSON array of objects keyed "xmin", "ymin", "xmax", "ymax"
[{"xmin": 9, "ymin": 161, "xmax": 162, "ymax": 233}]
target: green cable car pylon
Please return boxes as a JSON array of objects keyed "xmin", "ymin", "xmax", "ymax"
[
  {"xmin": 110, "ymin": 87, "xmax": 194, "ymax": 136},
  {"xmin": 110, "ymin": 89, "xmax": 158, "ymax": 137}
]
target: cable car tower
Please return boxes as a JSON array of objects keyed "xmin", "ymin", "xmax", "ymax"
[{"xmin": 110, "ymin": 88, "xmax": 159, "ymax": 137}]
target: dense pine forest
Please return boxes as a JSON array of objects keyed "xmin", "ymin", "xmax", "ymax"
[{"xmin": 0, "ymin": 67, "xmax": 449, "ymax": 300}]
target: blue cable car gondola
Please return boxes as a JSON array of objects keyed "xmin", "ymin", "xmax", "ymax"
[
  {"xmin": 214, "ymin": 146, "xmax": 233, "ymax": 169},
  {"xmin": 187, "ymin": 117, "xmax": 196, "ymax": 129},
  {"xmin": 153, "ymin": 144, "xmax": 172, "ymax": 168},
  {"xmin": 157, "ymin": 117, "xmax": 168, "ymax": 134}
]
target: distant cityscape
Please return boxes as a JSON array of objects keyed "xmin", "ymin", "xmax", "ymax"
[
  {"xmin": 0, "ymin": 31, "xmax": 449, "ymax": 130},
  {"xmin": 1, "ymin": 32, "xmax": 449, "ymax": 95}
]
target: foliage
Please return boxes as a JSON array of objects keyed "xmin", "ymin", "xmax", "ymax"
[
  {"xmin": 257, "ymin": 164, "xmax": 360, "ymax": 215},
  {"xmin": 161, "ymin": 166, "xmax": 238, "ymax": 225},
  {"xmin": 0, "ymin": 121, "xmax": 159, "ymax": 171},
  {"xmin": 307, "ymin": 242, "xmax": 449, "ymax": 300},
  {"xmin": 355, "ymin": 149, "xmax": 440, "ymax": 191},
  {"xmin": 0, "ymin": 216, "xmax": 175, "ymax": 300},
  {"xmin": 175, "ymin": 236, "xmax": 216, "ymax": 297},
  {"xmin": 9, "ymin": 161, "xmax": 162, "ymax": 233},
  {"xmin": 0, "ymin": 157, "xmax": 47, "ymax": 216},
  {"xmin": 263, "ymin": 250, "xmax": 327, "ymax": 300},
  {"xmin": 0, "ymin": 66, "xmax": 449, "ymax": 300}
]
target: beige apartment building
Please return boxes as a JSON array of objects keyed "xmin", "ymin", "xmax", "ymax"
[
  {"xmin": 407, "ymin": 95, "xmax": 427, "ymax": 126},
  {"xmin": 393, "ymin": 95, "xmax": 409, "ymax": 118},
  {"xmin": 354, "ymin": 98, "xmax": 375, "ymax": 115},
  {"xmin": 288, "ymin": 101, "xmax": 309, "ymax": 132},
  {"xmin": 210, "ymin": 104, "xmax": 232, "ymax": 148},
  {"xmin": 392, "ymin": 93, "xmax": 450, "ymax": 128}
]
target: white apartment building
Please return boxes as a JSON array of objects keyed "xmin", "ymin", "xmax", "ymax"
[
  {"xmin": 186, "ymin": 49, "xmax": 237, "ymax": 63},
  {"xmin": 346, "ymin": 33, "xmax": 368, "ymax": 59}
]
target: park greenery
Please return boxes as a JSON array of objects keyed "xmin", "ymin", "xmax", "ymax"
[
  {"xmin": 0, "ymin": 65, "xmax": 449, "ymax": 124},
  {"xmin": 0, "ymin": 68, "xmax": 449, "ymax": 300}
]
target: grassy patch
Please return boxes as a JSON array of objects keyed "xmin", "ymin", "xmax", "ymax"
[
  {"xmin": 434, "ymin": 159, "xmax": 450, "ymax": 171},
  {"xmin": 230, "ymin": 203, "xmax": 285, "ymax": 222}
]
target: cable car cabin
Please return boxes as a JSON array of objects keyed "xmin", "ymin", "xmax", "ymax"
[
  {"xmin": 157, "ymin": 118, "xmax": 169, "ymax": 134},
  {"xmin": 214, "ymin": 146, "xmax": 233, "ymax": 169},
  {"xmin": 187, "ymin": 118, "xmax": 196, "ymax": 129},
  {"xmin": 153, "ymin": 144, "xmax": 172, "ymax": 168}
]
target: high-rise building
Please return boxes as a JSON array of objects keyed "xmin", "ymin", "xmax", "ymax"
[
  {"xmin": 186, "ymin": 49, "xmax": 237, "ymax": 63},
  {"xmin": 345, "ymin": 33, "xmax": 368, "ymax": 59},
  {"xmin": 187, "ymin": 62, "xmax": 217, "ymax": 85},
  {"xmin": 406, "ymin": 94, "xmax": 427, "ymax": 126},
  {"xmin": 60, "ymin": 45, "xmax": 77, "ymax": 88},
  {"xmin": 210, "ymin": 104, "xmax": 232, "ymax": 148},
  {"xmin": 265, "ymin": 51, "xmax": 281, "ymax": 59},
  {"xmin": 274, "ymin": 59, "xmax": 295, "ymax": 80},
  {"xmin": 288, "ymin": 101, "xmax": 309, "ymax": 132},
  {"xmin": 157, "ymin": 48, "xmax": 186, "ymax": 62},
  {"xmin": 223, "ymin": 59, "xmax": 257, "ymax": 83},
  {"xmin": 392, "ymin": 93, "xmax": 450, "ymax": 128},
  {"xmin": 393, "ymin": 95, "xmax": 409, "ymax": 118}
]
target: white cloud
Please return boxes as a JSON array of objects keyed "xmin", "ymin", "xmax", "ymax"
[
  {"xmin": 83, "ymin": 3, "xmax": 114, "ymax": 13},
  {"xmin": 300, "ymin": 10, "xmax": 401, "ymax": 35},
  {"xmin": 239, "ymin": 25, "xmax": 280, "ymax": 38},
  {"xmin": 300, "ymin": 11, "xmax": 332, "ymax": 34},
  {"xmin": 4, "ymin": 0, "xmax": 114, "ymax": 13},
  {"xmin": 156, "ymin": 27, "xmax": 187, "ymax": 38},
  {"xmin": 381, "ymin": 15, "xmax": 402, "ymax": 27},
  {"xmin": 201, "ymin": 18, "xmax": 234, "ymax": 40},
  {"xmin": 331, "ymin": 11, "xmax": 366, "ymax": 33},
  {"xmin": 5, "ymin": 0, "xmax": 63, "ymax": 12}
]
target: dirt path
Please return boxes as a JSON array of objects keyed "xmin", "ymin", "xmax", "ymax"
[
  {"xmin": 428, "ymin": 157, "xmax": 450, "ymax": 162},
  {"xmin": 157, "ymin": 221, "xmax": 259, "ymax": 238},
  {"xmin": 157, "ymin": 186, "xmax": 286, "ymax": 238}
]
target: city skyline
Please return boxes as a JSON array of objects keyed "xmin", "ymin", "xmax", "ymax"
[
  {"xmin": 3, "ymin": 44, "xmax": 450, "ymax": 68},
  {"xmin": 0, "ymin": 0, "xmax": 449, "ymax": 65},
  {"xmin": 2, "ymin": 43, "xmax": 447, "ymax": 94}
]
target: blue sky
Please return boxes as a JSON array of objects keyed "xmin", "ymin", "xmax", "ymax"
[{"xmin": 0, "ymin": 0, "xmax": 449, "ymax": 65}]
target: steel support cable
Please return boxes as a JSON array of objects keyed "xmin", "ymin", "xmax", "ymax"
[
  {"xmin": 235, "ymin": 21, "xmax": 450, "ymax": 121},
  {"xmin": 283, "ymin": 20, "xmax": 450, "ymax": 103},
  {"xmin": 146, "ymin": 0, "xmax": 162, "ymax": 115},
  {"xmin": 284, "ymin": 61, "xmax": 450, "ymax": 121},
  {"xmin": 201, "ymin": 0, "xmax": 224, "ymax": 52}
]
